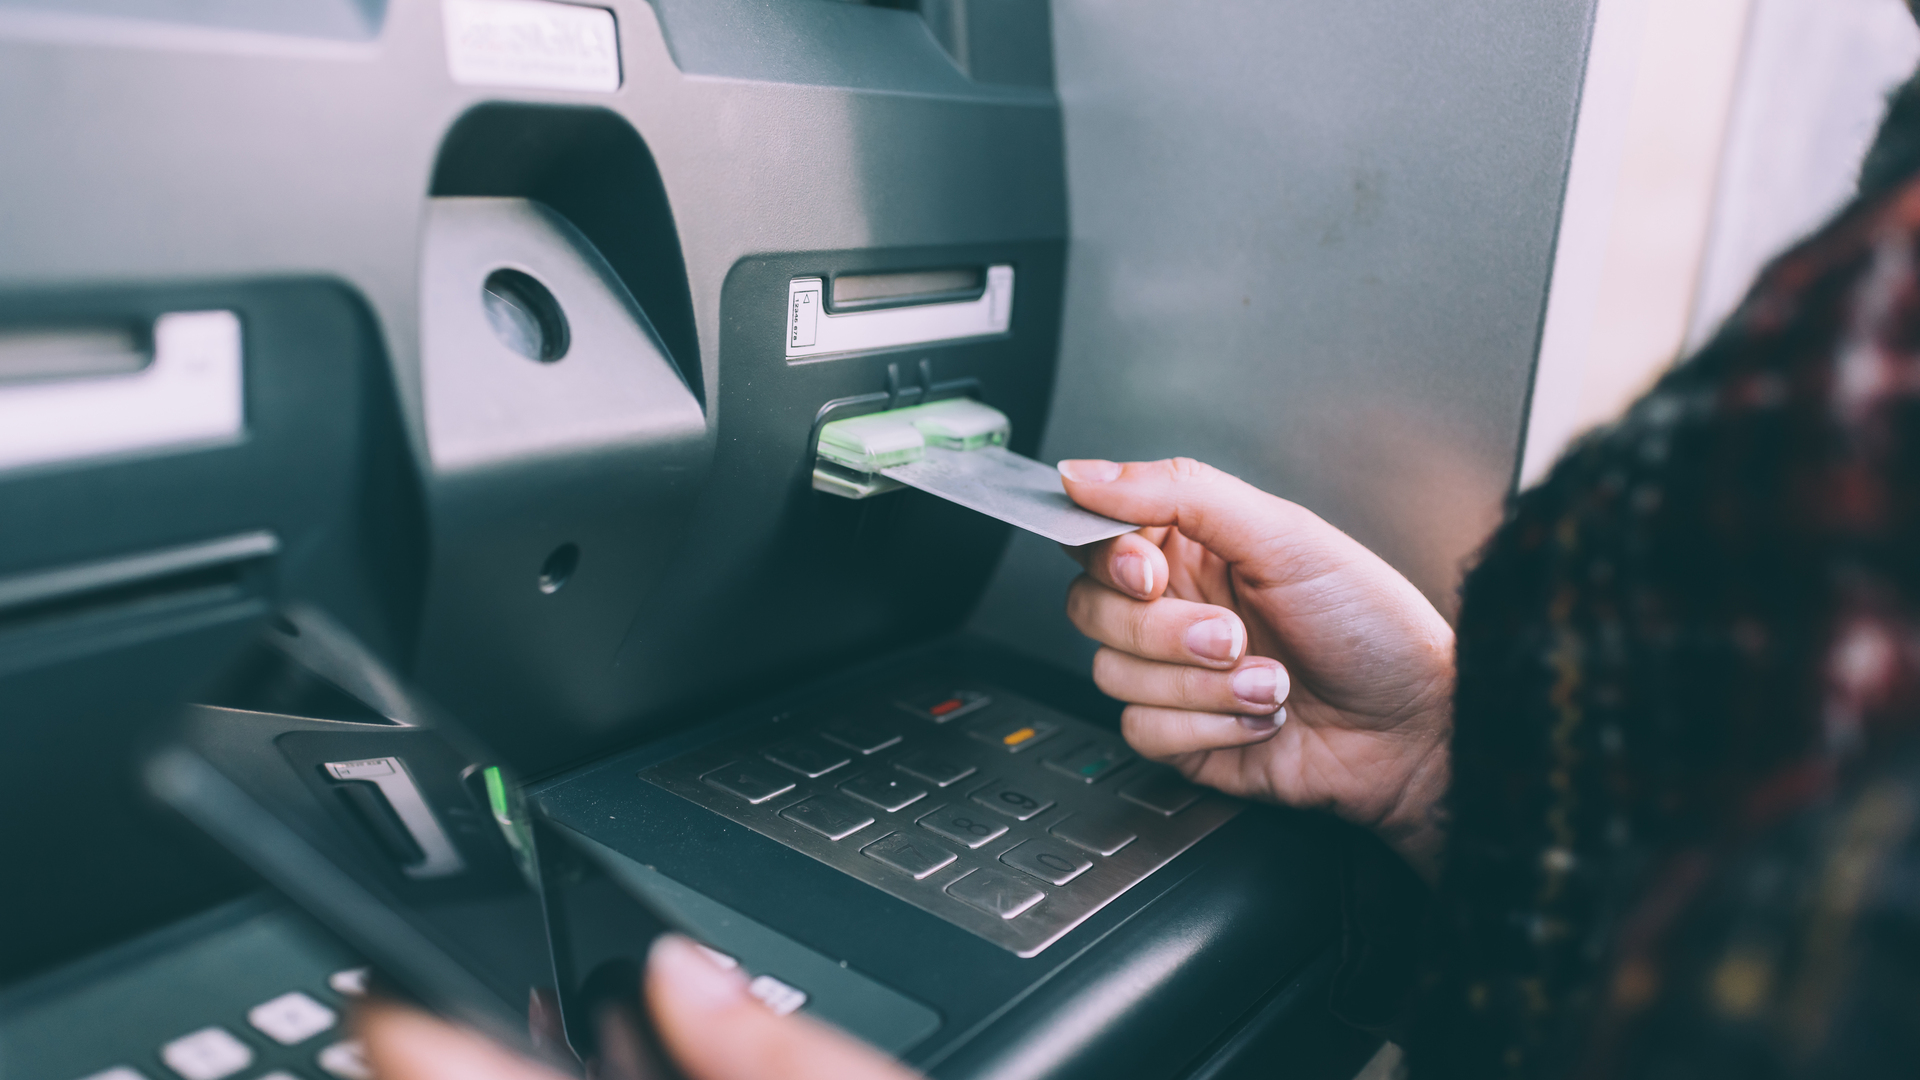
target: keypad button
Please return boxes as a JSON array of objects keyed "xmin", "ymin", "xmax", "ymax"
[
  {"xmin": 77, "ymin": 1068, "xmax": 147, "ymax": 1080},
  {"xmin": 160, "ymin": 1028, "xmax": 253, "ymax": 1080},
  {"xmin": 969, "ymin": 780, "xmax": 1055, "ymax": 821},
  {"xmin": 1000, "ymin": 839, "xmax": 1094, "ymax": 885},
  {"xmin": 1050, "ymin": 811, "xmax": 1140, "ymax": 857},
  {"xmin": 327, "ymin": 967, "xmax": 370, "ymax": 998},
  {"xmin": 947, "ymin": 869, "xmax": 1045, "ymax": 919},
  {"xmin": 1119, "ymin": 770, "xmax": 1204, "ymax": 816},
  {"xmin": 862, "ymin": 831, "xmax": 958, "ymax": 879},
  {"xmin": 839, "ymin": 772, "xmax": 929, "ymax": 812},
  {"xmin": 316, "ymin": 1040, "xmax": 372, "ymax": 1080},
  {"xmin": 779, "ymin": 794, "xmax": 876, "ymax": 840},
  {"xmin": 702, "ymin": 760, "xmax": 798, "ymax": 804},
  {"xmin": 763, "ymin": 737, "xmax": 852, "ymax": 778},
  {"xmin": 748, "ymin": 974, "xmax": 809, "ymax": 1015},
  {"xmin": 897, "ymin": 687, "xmax": 992, "ymax": 723},
  {"xmin": 817, "ymin": 715, "xmax": 903, "ymax": 754},
  {"xmin": 1044, "ymin": 740, "xmax": 1134, "ymax": 784},
  {"xmin": 917, "ymin": 803, "xmax": 1010, "ymax": 849},
  {"xmin": 893, "ymin": 750, "xmax": 977, "ymax": 787},
  {"xmin": 966, "ymin": 714, "xmax": 1059, "ymax": 754},
  {"xmin": 248, "ymin": 990, "xmax": 337, "ymax": 1045}
]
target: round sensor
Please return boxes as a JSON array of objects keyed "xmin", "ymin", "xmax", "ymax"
[{"xmin": 482, "ymin": 268, "xmax": 570, "ymax": 363}]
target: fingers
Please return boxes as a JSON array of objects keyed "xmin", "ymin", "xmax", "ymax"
[
  {"xmin": 1121, "ymin": 704, "xmax": 1286, "ymax": 758},
  {"xmin": 1057, "ymin": 458, "xmax": 1342, "ymax": 583},
  {"xmin": 1093, "ymin": 648, "xmax": 1288, "ymax": 716},
  {"xmin": 647, "ymin": 935, "xmax": 916, "ymax": 1080},
  {"xmin": 1066, "ymin": 574, "xmax": 1247, "ymax": 668},
  {"xmin": 1062, "ymin": 530, "xmax": 1171, "ymax": 601},
  {"xmin": 359, "ymin": 1002, "xmax": 565, "ymax": 1080}
]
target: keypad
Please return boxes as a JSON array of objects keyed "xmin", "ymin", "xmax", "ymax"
[
  {"xmin": 748, "ymin": 975, "xmax": 809, "ymax": 1016},
  {"xmin": 316, "ymin": 1040, "xmax": 371, "ymax": 1080},
  {"xmin": 246, "ymin": 991, "xmax": 336, "ymax": 1046},
  {"xmin": 1119, "ymin": 771, "xmax": 1204, "ymax": 816},
  {"xmin": 862, "ymin": 832, "xmax": 957, "ymax": 879},
  {"xmin": 969, "ymin": 780, "xmax": 1054, "ymax": 821},
  {"xmin": 763, "ymin": 737, "xmax": 852, "ymax": 779},
  {"xmin": 780, "ymin": 794, "xmax": 875, "ymax": 840},
  {"xmin": 1000, "ymin": 839, "xmax": 1093, "ymax": 886},
  {"xmin": 1050, "ymin": 811, "xmax": 1140, "ymax": 857},
  {"xmin": 896, "ymin": 688, "xmax": 992, "ymax": 723},
  {"xmin": 327, "ymin": 967, "xmax": 369, "ymax": 998},
  {"xmin": 917, "ymin": 803, "xmax": 1010, "ymax": 849},
  {"xmin": 893, "ymin": 750, "xmax": 976, "ymax": 787},
  {"xmin": 966, "ymin": 714, "xmax": 1059, "ymax": 754},
  {"xmin": 818, "ymin": 715, "xmax": 903, "ymax": 754},
  {"xmin": 947, "ymin": 870, "xmax": 1045, "ymax": 919},
  {"xmin": 644, "ymin": 683, "xmax": 1242, "ymax": 956},
  {"xmin": 839, "ymin": 772, "xmax": 929, "ymax": 812},
  {"xmin": 703, "ymin": 759, "xmax": 797, "ymax": 804},
  {"xmin": 160, "ymin": 1028, "xmax": 252, "ymax": 1080},
  {"xmin": 1044, "ymin": 740, "xmax": 1133, "ymax": 784}
]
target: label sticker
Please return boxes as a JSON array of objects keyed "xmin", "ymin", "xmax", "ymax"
[
  {"xmin": 444, "ymin": 0, "xmax": 621, "ymax": 93},
  {"xmin": 790, "ymin": 287, "xmax": 820, "ymax": 348}
]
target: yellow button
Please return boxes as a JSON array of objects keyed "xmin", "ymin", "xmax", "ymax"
[{"xmin": 1002, "ymin": 727, "xmax": 1036, "ymax": 746}]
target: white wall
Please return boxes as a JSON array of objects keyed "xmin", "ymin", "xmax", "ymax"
[{"xmin": 1518, "ymin": 0, "xmax": 1920, "ymax": 489}]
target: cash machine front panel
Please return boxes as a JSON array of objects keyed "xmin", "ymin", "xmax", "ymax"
[{"xmin": 0, "ymin": 2, "xmax": 1382, "ymax": 1078}]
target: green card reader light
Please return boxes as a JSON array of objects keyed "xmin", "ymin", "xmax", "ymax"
[{"xmin": 814, "ymin": 397, "xmax": 1010, "ymax": 499}]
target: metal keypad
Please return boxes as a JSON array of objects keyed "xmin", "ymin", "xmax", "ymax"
[{"xmin": 642, "ymin": 685, "xmax": 1244, "ymax": 956}]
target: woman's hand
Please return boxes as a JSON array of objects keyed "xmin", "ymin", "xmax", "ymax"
[
  {"xmin": 1058, "ymin": 457, "xmax": 1454, "ymax": 881},
  {"xmin": 360, "ymin": 935, "xmax": 920, "ymax": 1080}
]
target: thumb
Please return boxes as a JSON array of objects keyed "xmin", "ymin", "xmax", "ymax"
[
  {"xmin": 1057, "ymin": 458, "xmax": 1355, "ymax": 585},
  {"xmin": 646, "ymin": 935, "xmax": 917, "ymax": 1080}
]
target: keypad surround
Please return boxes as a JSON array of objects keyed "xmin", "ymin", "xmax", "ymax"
[{"xmin": 643, "ymin": 685, "xmax": 1241, "ymax": 956}]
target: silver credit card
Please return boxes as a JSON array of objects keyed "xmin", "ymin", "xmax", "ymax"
[{"xmin": 883, "ymin": 446, "xmax": 1138, "ymax": 547}]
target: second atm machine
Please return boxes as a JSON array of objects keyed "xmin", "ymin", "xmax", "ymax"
[{"xmin": 0, "ymin": 2, "xmax": 1384, "ymax": 1079}]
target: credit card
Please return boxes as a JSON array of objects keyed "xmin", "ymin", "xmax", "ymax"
[{"xmin": 883, "ymin": 446, "xmax": 1139, "ymax": 547}]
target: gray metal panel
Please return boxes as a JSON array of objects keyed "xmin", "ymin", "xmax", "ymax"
[{"xmin": 971, "ymin": 0, "xmax": 1597, "ymax": 668}]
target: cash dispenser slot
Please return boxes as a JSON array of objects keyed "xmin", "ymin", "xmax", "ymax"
[
  {"xmin": 0, "ymin": 532, "xmax": 277, "ymax": 672},
  {"xmin": 787, "ymin": 265, "xmax": 1013, "ymax": 360}
]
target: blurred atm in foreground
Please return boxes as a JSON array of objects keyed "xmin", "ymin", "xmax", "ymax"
[{"xmin": 0, "ymin": 1, "xmax": 1587, "ymax": 1079}]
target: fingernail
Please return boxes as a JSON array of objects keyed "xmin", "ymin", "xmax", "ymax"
[
  {"xmin": 1239, "ymin": 707, "xmax": 1285, "ymax": 733},
  {"xmin": 1185, "ymin": 616, "xmax": 1245, "ymax": 663},
  {"xmin": 649, "ymin": 934, "xmax": 750, "ymax": 1012},
  {"xmin": 1113, "ymin": 552, "xmax": 1153, "ymax": 597},
  {"xmin": 1058, "ymin": 459, "xmax": 1121, "ymax": 483},
  {"xmin": 1229, "ymin": 664, "xmax": 1282, "ymax": 707}
]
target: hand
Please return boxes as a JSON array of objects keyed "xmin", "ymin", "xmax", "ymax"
[
  {"xmin": 1058, "ymin": 458, "xmax": 1454, "ymax": 881},
  {"xmin": 360, "ymin": 935, "xmax": 920, "ymax": 1080}
]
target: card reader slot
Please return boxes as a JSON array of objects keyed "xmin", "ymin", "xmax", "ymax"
[
  {"xmin": 333, "ymin": 781, "xmax": 428, "ymax": 866},
  {"xmin": 828, "ymin": 268, "xmax": 985, "ymax": 313},
  {"xmin": 786, "ymin": 265, "xmax": 1012, "ymax": 359}
]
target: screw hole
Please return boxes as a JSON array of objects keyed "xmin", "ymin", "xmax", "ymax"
[
  {"xmin": 539, "ymin": 543, "xmax": 579, "ymax": 595},
  {"xmin": 483, "ymin": 268, "xmax": 570, "ymax": 363}
]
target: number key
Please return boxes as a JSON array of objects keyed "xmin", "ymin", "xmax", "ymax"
[
  {"xmin": 917, "ymin": 803, "xmax": 1010, "ymax": 849},
  {"xmin": 969, "ymin": 780, "xmax": 1055, "ymax": 821}
]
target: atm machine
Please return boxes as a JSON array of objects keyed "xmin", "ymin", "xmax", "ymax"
[{"xmin": 0, "ymin": 1, "xmax": 1590, "ymax": 1078}]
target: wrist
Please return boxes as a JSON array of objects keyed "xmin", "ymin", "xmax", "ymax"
[{"xmin": 1373, "ymin": 734, "xmax": 1451, "ymax": 886}]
